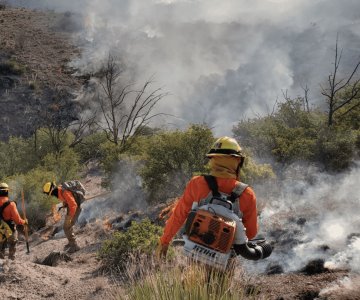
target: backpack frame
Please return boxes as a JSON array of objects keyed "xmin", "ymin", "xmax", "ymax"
[{"xmin": 61, "ymin": 180, "xmax": 86, "ymax": 207}]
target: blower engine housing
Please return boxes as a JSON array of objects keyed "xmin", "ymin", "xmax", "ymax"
[{"xmin": 185, "ymin": 209, "xmax": 236, "ymax": 253}]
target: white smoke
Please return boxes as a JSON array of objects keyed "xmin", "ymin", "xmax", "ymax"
[
  {"xmin": 325, "ymin": 236, "xmax": 360, "ymax": 273},
  {"xmin": 78, "ymin": 159, "xmax": 146, "ymax": 223},
  {"xmin": 319, "ymin": 276, "xmax": 360, "ymax": 298},
  {"xmin": 6, "ymin": 0, "xmax": 360, "ymax": 134},
  {"xmin": 246, "ymin": 162, "xmax": 360, "ymax": 274}
]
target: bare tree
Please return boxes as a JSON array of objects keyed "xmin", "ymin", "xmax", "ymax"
[
  {"xmin": 97, "ymin": 54, "xmax": 168, "ymax": 149},
  {"xmin": 320, "ymin": 36, "xmax": 360, "ymax": 126},
  {"xmin": 42, "ymin": 87, "xmax": 97, "ymax": 154},
  {"xmin": 300, "ymin": 84, "xmax": 310, "ymax": 113}
]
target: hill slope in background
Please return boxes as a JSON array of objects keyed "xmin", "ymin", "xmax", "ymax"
[
  {"xmin": 1, "ymin": 4, "xmax": 360, "ymax": 300},
  {"xmin": 0, "ymin": 5, "xmax": 83, "ymax": 140}
]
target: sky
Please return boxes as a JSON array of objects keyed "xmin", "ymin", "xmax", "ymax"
[{"xmin": 7, "ymin": 0, "xmax": 360, "ymax": 135}]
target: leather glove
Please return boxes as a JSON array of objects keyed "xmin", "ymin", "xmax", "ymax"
[{"xmin": 156, "ymin": 241, "xmax": 169, "ymax": 259}]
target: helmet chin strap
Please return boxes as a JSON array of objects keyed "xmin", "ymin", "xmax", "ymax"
[{"xmin": 236, "ymin": 157, "xmax": 245, "ymax": 180}]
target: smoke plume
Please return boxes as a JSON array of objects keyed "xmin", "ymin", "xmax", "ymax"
[
  {"xmin": 78, "ymin": 159, "xmax": 146, "ymax": 223},
  {"xmin": 246, "ymin": 162, "xmax": 360, "ymax": 274},
  {"xmin": 6, "ymin": 0, "xmax": 360, "ymax": 134}
]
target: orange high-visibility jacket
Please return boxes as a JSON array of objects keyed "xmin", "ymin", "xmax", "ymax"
[
  {"xmin": 0, "ymin": 197, "xmax": 25, "ymax": 225},
  {"xmin": 160, "ymin": 176, "xmax": 258, "ymax": 245},
  {"xmin": 58, "ymin": 187, "xmax": 78, "ymax": 218}
]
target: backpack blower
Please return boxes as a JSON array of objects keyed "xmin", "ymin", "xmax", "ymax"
[{"xmin": 182, "ymin": 176, "xmax": 272, "ymax": 270}]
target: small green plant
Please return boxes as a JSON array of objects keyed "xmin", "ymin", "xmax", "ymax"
[
  {"xmin": 98, "ymin": 218, "xmax": 163, "ymax": 272},
  {"xmin": 0, "ymin": 59, "xmax": 26, "ymax": 75}
]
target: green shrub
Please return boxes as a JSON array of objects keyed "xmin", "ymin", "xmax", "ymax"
[
  {"xmin": 241, "ymin": 154, "xmax": 276, "ymax": 184},
  {"xmin": 98, "ymin": 140, "xmax": 121, "ymax": 174},
  {"xmin": 99, "ymin": 219, "xmax": 163, "ymax": 272},
  {"xmin": 4, "ymin": 168, "xmax": 57, "ymax": 230},
  {"xmin": 140, "ymin": 124, "xmax": 214, "ymax": 202},
  {"xmin": 233, "ymin": 99, "xmax": 321, "ymax": 165},
  {"xmin": 316, "ymin": 127, "xmax": 357, "ymax": 171},
  {"xmin": 42, "ymin": 147, "xmax": 80, "ymax": 182},
  {"xmin": 0, "ymin": 136, "xmax": 40, "ymax": 178},
  {"xmin": 74, "ymin": 131, "xmax": 108, "ymax": 163}
]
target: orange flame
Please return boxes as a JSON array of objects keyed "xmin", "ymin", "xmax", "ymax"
[{"xmin": 103, "ymin": 217, "xmax": 112, "ymax": 230}]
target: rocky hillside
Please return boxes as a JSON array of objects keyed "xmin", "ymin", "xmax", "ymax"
[{"xmin": 0, "ymin": 5, "xmax": 84, "ymax": 140}]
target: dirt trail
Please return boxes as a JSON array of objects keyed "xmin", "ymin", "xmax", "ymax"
[{"xmin": 0, "ymin": 222, "xmax": 112, "ymax": 300}]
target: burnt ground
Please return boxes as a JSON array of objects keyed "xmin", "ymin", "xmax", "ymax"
[
  {"xmin": 253, "ymin": 271, "xmax": 360, "ymax": 300},
  {"xmin": 0, "ymin": 5, "xmax": 84, "ymax": 140}
]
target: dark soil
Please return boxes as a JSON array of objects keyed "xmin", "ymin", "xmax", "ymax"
[{"xmin": 0, "ymin": 6, "xmax": 83, "ymax": 140}]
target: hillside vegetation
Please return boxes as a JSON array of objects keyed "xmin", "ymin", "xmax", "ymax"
[{"xmin": 0, "ymin": 4, "xmax": 359, "ymax": 300}]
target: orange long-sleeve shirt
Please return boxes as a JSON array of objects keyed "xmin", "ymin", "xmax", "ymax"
[
  {"xmin": 0, "ymin": 196, "xmax": 25, "ymax": 225},
  {"xmin": 160, "ymin": 176, "xmax": 258, "ymax": 245},
  {"xmin": 58, "ymin": 187, "xmax": 78, "ymax": 218}
]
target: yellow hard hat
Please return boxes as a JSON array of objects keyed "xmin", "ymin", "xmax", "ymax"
[
  {"xmin": 0, "ymin": 182, "xmax": 9, "ymax": 191},
  {"xmin": 43, "ymin": 182, "xmax": 56, "ymax": 195},
  {"xmin": 206, "ymin": 136, "xmax": 245, "ymax": 158}
]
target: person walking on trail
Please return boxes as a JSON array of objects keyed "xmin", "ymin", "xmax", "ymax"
[
  {"xmin": 0, "ymin": 182, "xmax": 27, "ymax": 260},
  {"xmin": 42, "ymin": 181, "xmax": 83, "ymax": 253},
  {"xmin": 158, "ymin": 136, "xmax": 271, "ymax": 260}
]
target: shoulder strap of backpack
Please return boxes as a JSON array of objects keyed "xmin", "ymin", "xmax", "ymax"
[
  {"xmin": 229, "ymin": 182, "xmax": 249, "ymax": 216},
  {"xmin": 203, "ymin": 175, "xmax": 221, "ymax": 197},
  {"xmin": 228, "ymin": 182, "xmax": 249, "ymax": 202},
  {"xmin": 0, "ymin": 201, "xmax": 11, "ymax": 219}
]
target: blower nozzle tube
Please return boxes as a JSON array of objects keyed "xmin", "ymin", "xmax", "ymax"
[{"xmin": 233, "ymin": 239, "xmax": 272, "ymax": 261}]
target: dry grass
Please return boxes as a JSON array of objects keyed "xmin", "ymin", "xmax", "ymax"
[{"xmin": 107, "ymin": 253, "xmax": 259, "ymax": 300}]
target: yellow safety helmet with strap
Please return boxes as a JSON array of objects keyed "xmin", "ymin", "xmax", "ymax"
[
  {"xmin": 43, "ymin": 182, "xmax": 56, "ymax": 195},
  {"xmin": 207, "ymin": 136, "xmax": 245, "ymax": 158},
  {"xmin": 0, "ymin": 182, "xmax": 9, "ymax": 191},
  {"xmin": 207, "ymin": 136, "xmax": 246, "ymax": 173}
]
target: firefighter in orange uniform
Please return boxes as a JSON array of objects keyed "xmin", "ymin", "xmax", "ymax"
[
  {"xmin": 43, "ymin": 182, "xmax": 81, "ymax": 253},
  {"xmin": 0, "ymin": 183, "xmax": 27, "ymax": 260},
  {"xmin": 158, "ymin": 136, "xmax": 259, "ymax": 258}
]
